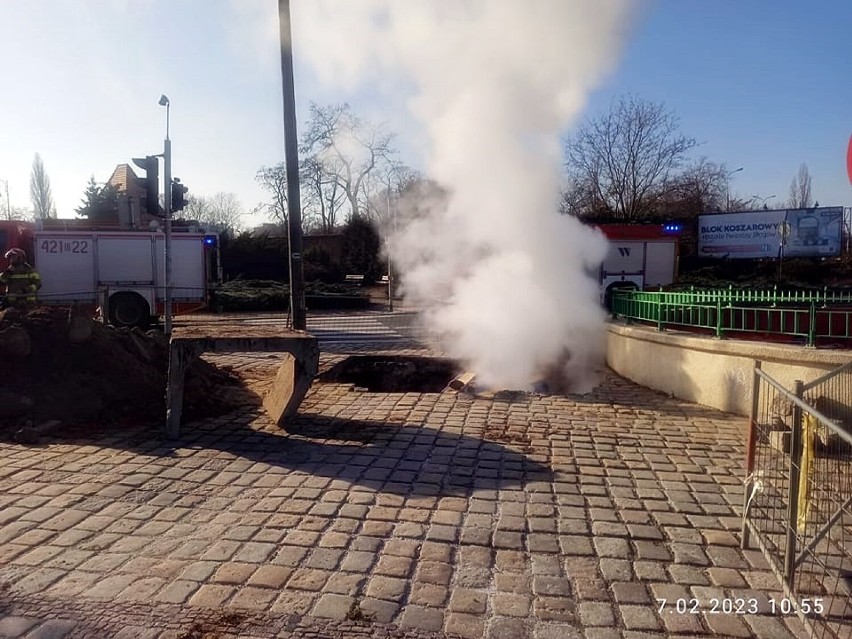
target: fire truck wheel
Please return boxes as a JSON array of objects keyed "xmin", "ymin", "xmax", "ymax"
[
  {"xmin": 604, "ymin": 282, "xmax": 639, "ymax": 311},
  {"xmin": 109, "ymin": 293, "xmax": 151, "ymax": 330}
]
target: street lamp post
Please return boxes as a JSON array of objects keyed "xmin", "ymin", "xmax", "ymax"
[
  {"xmin": 386, "ymin": 189, "xmax": 393, "ymax": 312},
  {"xmin": 726, "ymin": 166, "xmax": 743, "ymax": 212},
  {"xmin": 158, "ymin": 94, "xmax": 173, "ymax": 336},
  {"xmin": 751, "ymin": 194, "xmax": 776, "ymax": 210}
]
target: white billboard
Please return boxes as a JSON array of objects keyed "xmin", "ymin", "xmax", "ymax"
[{"xmin": 698, "ymin": 207, "xmax": 843, "ymax": 259}]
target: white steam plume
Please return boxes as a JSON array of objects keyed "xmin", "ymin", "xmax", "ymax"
[{"xmin": 295, "ymin": 1, "xmax": 636, "ymax": 392}]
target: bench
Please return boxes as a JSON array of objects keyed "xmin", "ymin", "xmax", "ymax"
[{"xmin": 344, "ymin": 274, "xmax": 364, "ymax": 285}]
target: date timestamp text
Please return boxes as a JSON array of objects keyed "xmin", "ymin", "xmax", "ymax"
[{"xmin": 656, "ymin": 597, "xmax": 824, "ymax": 616}]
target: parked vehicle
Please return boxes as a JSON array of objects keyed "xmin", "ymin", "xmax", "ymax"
[
  {"xmin": 596, "ymin": 224, "xmax": 681, "ymax": 308},
  {"xmin": 0, "ymin": 220, "xmax": 217, "ymax": 328}
]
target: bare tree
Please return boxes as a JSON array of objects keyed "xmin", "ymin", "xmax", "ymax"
[
  {"xmin": 255, "ymin": 157, "xmax": 344, "ymax": 232},
  {"xmin": 256, "ymin": 103, "xmax": 399, "ymax": 230},
  {"xmin": 389, "ymin": 176, "xmax": 450, "ymax": 231},
  {"xmin": 9, "ymin": 206, "xmax": 34, "ymax": 222},
  {"xmin": 662, "ymin": 158, "xmax": 728, "ymax": 217},
  {"xmin": 30, "ymin": 153, "xmax": 57, "ymax": 219},
  {"xmin": 788, "ymin": 163, "xmax": 814, "ymax": 209},
  {"xmin": 184, "ymin": 194, "xmax": 210, "ymax": 224},
  {"xmin": 184, "ymin": 193, "xmax": 244, "ymax": 236},
  {"xmin": 300, "ymin": 155, "xmax": 345, "ymax": 232},
  {"xmin": 207, "ymin": 193, "xmax": 244, "ymax": 235},
  {"xmin": 301, "ymin": 102, "xmax": 396, "ymax": 220},
  {"xmin": 559, "ymin": 174, "xmax": 608, "ymax": 219},
  {"xmin": 362, "ymin": 162, "xmax": 421, "ymax": 229},
  {"xmin": 563, "ymin": 95, "xmax": 697, "ymax": 222},
  {"xmin": 254, "ymin": 162, "xmax": 289, "ymax": 225}
]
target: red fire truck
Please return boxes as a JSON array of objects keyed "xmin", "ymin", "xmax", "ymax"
[
  {"xmin": 0, "ymin": 219, "xmax": 217, "ymax": 328},
  {"xmin": 597, "ymin": 224, "xmax": 682, "ymax": 307}
]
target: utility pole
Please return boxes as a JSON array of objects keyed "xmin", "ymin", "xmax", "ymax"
[
  {"xmin": 278, "ymin": 0, "xmax": 306, "ymax": 331},
  {"xmin": 159, "ymin": 94, "xmax": 173, "ymax": 336}
]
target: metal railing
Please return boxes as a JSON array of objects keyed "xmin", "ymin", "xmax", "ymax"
[
  {"xmin": 611, "ymin": 288, "xmax": 852, "ymax": 346},
  {"xmin": 742, "ymin": 362, "xmax": 852, "ymax": 639},
  {"xmin": 626, "ymin": 287, "xmax": 852, "ymax": 306}
]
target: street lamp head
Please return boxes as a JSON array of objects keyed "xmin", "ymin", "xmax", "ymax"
[{"xmin": 158, "ymin": 94, "xmax": 170, "ymax": 107}]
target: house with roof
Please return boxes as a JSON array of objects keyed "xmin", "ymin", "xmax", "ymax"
[
  {"xmin": 106, "ymin": 163, "xmax": 161, "ymax": 229},
  {"xmin": 42, "ymin": 163, "xmax": 161, "ymax": 231}
]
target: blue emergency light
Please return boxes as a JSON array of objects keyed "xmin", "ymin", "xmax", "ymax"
[
  {"xmin": 203, "ymin": 235, "xmax": 217, "ymax": 246},
  {"xmin": 663, "ymin": 223, "xmax": 682, "ymax": 233}
]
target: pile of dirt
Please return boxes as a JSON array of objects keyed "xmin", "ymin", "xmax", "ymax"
[{"xmin": 0, "ymin": 306, "xmax": 247, "ymax": 432}]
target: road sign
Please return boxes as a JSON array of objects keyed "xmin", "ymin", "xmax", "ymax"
[{"xmin": 847, "ymin": 133, "xmax": 852, "ymax": 185}]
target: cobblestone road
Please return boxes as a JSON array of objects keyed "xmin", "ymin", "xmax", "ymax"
[{"xmin": 0, "ymin": 348, "xmax": 810, "ymax": 638}]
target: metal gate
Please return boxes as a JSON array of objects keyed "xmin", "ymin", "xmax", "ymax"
[{"xmin": 742, "ymin": 362, "xmax": 852, "ymax": 639}]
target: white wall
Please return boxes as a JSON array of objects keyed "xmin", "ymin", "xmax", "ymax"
[{"xmin": 606, "ymin": 322, "xmax": 852, "ymax": 416}]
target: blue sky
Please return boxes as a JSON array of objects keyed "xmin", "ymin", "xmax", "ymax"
[
  {"xmin": 587, "ymin": 1, "xmax": 852, "ymax": 210},
  {"xmin": 0, "ymin": 1, "xmax": 849, "ymax": 225}
]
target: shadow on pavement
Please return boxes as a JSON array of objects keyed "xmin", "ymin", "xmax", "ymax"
[{"xmin": 36, "ymin": 406, "xmax": 554, "ymax": 499}]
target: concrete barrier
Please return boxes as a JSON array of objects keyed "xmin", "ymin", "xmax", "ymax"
[
  {"xmin": 606, "ymin": 321, "xmax": 852, "ymax": 416},
  {"xmin": 167, "ymin": 326, "xmax": 319, "ymax": 437},
  {"xmin": 263, "ymin": 350, "xmax": 320, "ymax": 427}
]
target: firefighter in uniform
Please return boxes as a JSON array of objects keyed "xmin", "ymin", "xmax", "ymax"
[{"xmin": 1, "ymin": 248, "xmax": 42, "ymax": 308}]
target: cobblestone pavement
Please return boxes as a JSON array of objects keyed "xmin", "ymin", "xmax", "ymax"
[{"xmin": 0, "ymin": 347, "xmax": 812, "ymax": 638}]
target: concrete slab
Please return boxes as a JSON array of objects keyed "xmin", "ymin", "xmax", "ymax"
[
  {"xmin": 166, "ymin": 325, "xmax": 319, "ymax": 438},
  {"xmin": 263, "ymin": 352, "xmax": 320, "ymax": 428}
]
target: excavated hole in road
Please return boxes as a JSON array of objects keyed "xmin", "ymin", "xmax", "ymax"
[{"xmin": 319, "ymin": 355, "xmax": 459, "ymax": 393}]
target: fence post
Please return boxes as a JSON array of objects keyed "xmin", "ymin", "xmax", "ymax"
[
  {"xmin": 741, "ymin": 360, "xmax": 763, "ymax": 549},
  {"xmin": 784, "ymin": 379, "xmax": 804, "ymax": 589},
  {"xmin": 715, "ymin": 298, "xmax": 723, "ymax": 339},
  {"xmin": 807, "ymin": 301, "xmax": 816, "ymax": 347},
  {"xmin": 657, "ymin": 299, "xmax": 665, "ymax": 332}
]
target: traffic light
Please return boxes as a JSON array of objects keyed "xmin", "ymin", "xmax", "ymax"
[
  {"xmin": 171, "ymin": 179, "xmax": 188, "ymax": 212},
  {"xmin": 132, "ymin": 155, "xmax": 160, "ymax": 216}
]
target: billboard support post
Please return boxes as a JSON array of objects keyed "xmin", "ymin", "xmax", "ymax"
[{"xmin": 778, "ymin": 217, "xmax": 790, "ymax": 281}]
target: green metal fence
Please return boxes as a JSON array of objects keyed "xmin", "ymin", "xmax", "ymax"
[{"xmin": 610, "ymin": 288, "xmax": 852, "ymax": 346}]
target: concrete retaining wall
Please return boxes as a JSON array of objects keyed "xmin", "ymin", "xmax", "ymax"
[{"xmin": 606, "ymin": 322, "xmax": 852, "ymax": 416}]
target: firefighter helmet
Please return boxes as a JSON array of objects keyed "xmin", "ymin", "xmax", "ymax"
[{"xmin": 4, "ymin": 248, "xmax": 27, "ymax": 262}]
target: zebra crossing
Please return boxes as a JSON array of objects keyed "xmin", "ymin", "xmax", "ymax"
[
  {"xmin": 175, "ymin": 310, "xmax": 432, "ymax": 346},
  {"xmin": 181, "ymin": 311, "xmax": 426, "ymax": 345},
  {"xmin": 306, "ymin": 311, "xmax": 425, "ymax": 344}
]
